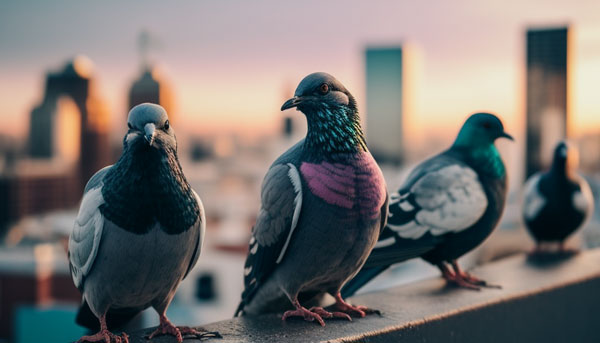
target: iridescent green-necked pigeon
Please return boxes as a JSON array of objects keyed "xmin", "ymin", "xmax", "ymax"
[{"xmin": 343, "ymin": 113, "xmax": 513, "ymax": 296}]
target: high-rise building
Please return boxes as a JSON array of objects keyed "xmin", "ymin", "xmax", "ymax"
[
  {"xmin": 1, "ymin": 57, "xmax": 112, "ymax": 228},
  {"xmin": 128, "ymin": 67, "xmax": 174, "ymax": 119},
  {"xmin": 365, "ymin": 46, "xmax": 414, "ymax": 165},
  {"xmin": 128, "ymin": 31, "xmax": 174, "ymax": 121},
  {"xmin": 28, "ymin": 56, "xmax": 111, "ymax": 187},
  {"xmin": 525, "ymin": 26, "xmax": 570, "ymax": 177}
]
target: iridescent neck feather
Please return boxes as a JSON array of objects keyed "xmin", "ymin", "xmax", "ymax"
[
  {"xmin": 303, "ymin": 104, "xmax": 366, "ymax": 160},
  {"xmin": 465, "ymin": 144, "xmax": 506, "ymax": 179}
]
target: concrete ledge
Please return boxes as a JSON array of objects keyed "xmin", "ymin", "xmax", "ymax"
[{"xmin": 124, "ymin": 250, "xmax": 600, "ymax": 343}]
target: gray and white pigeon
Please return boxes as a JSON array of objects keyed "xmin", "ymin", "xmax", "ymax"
[
  {"xmin": 523, "ymin": 141, "xmax": 594, "ymax": 252},
  {"xmin": 342, "ymin": 113, "xmax": 513, "ymax": 297},
  {"xmin": 234, "ymin": 72, "xmax": 388, "ymax": 326},
  {"xmin": 68, "ymin": 103, "xmax": 215, "ymax": 343}
]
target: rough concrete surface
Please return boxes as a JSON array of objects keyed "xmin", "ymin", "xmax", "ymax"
[{"xmin": 109, "ymin": 250, "xmax": 600, "ymax": 343}]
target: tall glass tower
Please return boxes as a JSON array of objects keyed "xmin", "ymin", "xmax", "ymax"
[
  {"xmin": 365, "ymin": 46, "xmax": 407, "ymax": 165},
  {"xmin": 525, "ymin": 26, "xmax": 570, "ymax": 177}
]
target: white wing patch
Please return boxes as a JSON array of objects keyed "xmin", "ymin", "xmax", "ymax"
[
  {"xmin": 374, "ymin": 236, "xmax": 396, "ymax": 248},
  {"xmin": 388, "ymin": 165, "xmax": 488, "ymax": 239},
  {"xmin": 523, "ymin": 174, "xmax": 545, "ymax": 221},
  {"xmin": 573, "ymin": 176, "xmax": 594, "ymax": 214},
  {"xmin": 68, "ymin": 187, "xmax": 105, "ymax": 289},
  {"xmin": 275, "ymin": 164, "xmax": 303, "ymax": 264},
  {"xmin": 389, "ymin": 221, "xmax": 430, "ymax": 239},
  {"xmin": 399, "ymin": 200, "xmax": 414, "ymax": 211}
]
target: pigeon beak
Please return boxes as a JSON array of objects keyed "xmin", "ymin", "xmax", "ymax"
[
  {"xmin": 499, "ymin": 131, "xmax": 514, "ymax": 141},
  {"xmin": 144, "ymin": 123, "xmax": 156, "ymax": 146},
  {"xmin": 281, "ymin": 96, "xmax": 303, "ymax": 111}
]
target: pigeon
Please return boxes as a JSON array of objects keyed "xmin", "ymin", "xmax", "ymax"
[
  {"xmin": 522, "ymin": 141, "xmax": 594, "ymax": 252},
  {"xmin": 234, "ymin": 72, "xmax": 388, "ymax": 326},
  {"xmin": 68, "ymin": 103, "xmax": 216, "ymax": 343},
  {"xmin": 342, "ymin": 113, "xmax": 513, "ymax": 296}
]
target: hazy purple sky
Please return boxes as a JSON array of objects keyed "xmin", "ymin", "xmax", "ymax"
[{"xmin": 1, "ymin": 0, "xmax": 599, "ymax": 141}]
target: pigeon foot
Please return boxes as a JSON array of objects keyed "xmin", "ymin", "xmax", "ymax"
[
  {"xmin": 451, "ymin": 260, "xmax": 501, "ymax": 289},
  {"xmin": 457, "ymin": 271, "xmax": 501, "ymax": 289},
  {"xmin": 440, "ymin": 262, "xmax": 480, "ymax": 290},
  {"xmin": 77, "ymin": 329, "xmax": 129, "ymax": 343},
  {"xmin": 445, "ymin": 274, "xmax": 483, "ymax": 290},
  {"xmin": 148, "ymin": 315, "xmax": 183, "ymax": 342},
  {"xmin": 283, "ymin": 299, "xmax": 331, "ymax": 326},
  {"xmin": 333, "ymin": 293, "xmax": 371, "ymax": 318},
  {"xmin": 77, "ymin": 315, "xmax": 129, "ymax": 343},
  {"xmin": 309, "ymin": 306, "xmax": 352, "ymax": 321},
  {"xmin": 179, "ymin": 327, "xmax": 223, "ymax": 340},
  {"xmin": 282, "ymin": 306, "xmax": 326, "ymax": 326}
]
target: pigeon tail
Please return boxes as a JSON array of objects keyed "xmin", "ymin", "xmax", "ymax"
[
  {"xmin": 234, "ymin": 302, "xmax": 244, "ymax": 317},
  {"xmin": 341, "ymin": 266, "xmax": 388, "ymax": 299},
  {"xmin": 76, "ymin": 300, "xmax": 141, "ymax": 332}
]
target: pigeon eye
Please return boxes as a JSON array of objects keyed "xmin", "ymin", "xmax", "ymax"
[
  {"xmin": 319, "ymin": 83, "xmax": 329, "ymax": 94},
  {"xmin": 482, "ymin": 122, "xmax": 492, "ymax": 129},
  {"xmin": 164, "ymin": 120, "xmax": 170, "ymax": 130}
]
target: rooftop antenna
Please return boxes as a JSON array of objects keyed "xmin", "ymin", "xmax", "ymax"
[{"xmin": 137, "ymin": 30, "xmax": 161, "ymax": 70}]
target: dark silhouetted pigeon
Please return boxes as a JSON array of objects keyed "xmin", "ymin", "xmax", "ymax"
[
  {"xmin": 235, "ymin": 72, "xmax": 388, "ymax": 326},
  {"xmin": 523, "ymin": 141, "xmax": 594, "ymax": 252}
]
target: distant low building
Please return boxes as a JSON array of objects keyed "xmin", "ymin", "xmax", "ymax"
[
  {"xmin": 0, "ymin": 162, "xmax": 80, "ymax": 231},
  {"xmin": 0, "ymin": 244, "xmax": 81, "ymax": 342}
]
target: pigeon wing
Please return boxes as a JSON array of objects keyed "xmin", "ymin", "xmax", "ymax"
[
  {"xmin": 379, "ymin": 192, "xmax": 390, "ymax": 234},
  {"xmin": 182, "ymin": 189, "xmax": 206, "ymax": 279},
  {"xmin": 342, "ymin": 158, "xmax": 488, "ymax": 297},
  {"xmin": 83, "ymin": 165, "xmax": 112, "ymax": 194},
  {"xmin": 572, "ymin": 175, "xmax": 594, "ymax": 216},
  {"xmin": 522, "ymin": 173, "xmax": 545, "ymax": 222},
  {"xmin": 236, "ymin": 163, "xmax": 302, "ymax": 315},
  {"xmin": 387, "ymin": 159, "xmax": 488, "ymax": 240},
  {"xmin": 68, "ymin": 167, "xmax": 111, "ymax": 290}
]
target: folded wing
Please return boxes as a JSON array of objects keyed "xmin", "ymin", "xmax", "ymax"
[{"xmin": 235, "ymin": 163, "xmax": 303, "ymax": 315}]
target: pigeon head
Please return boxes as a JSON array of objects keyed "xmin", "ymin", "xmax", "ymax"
[
  {"xmin": 453, "ymin": 113, "xmax": 513, "ymax": 148},
  {"xmin": 552, "ymin": 140, "xmax": 578, "ymax": 176},
  {"xmin": 124, "ymin": 103, "xmax": 176, "ymax": 152},
  {"xmin": 281, "ymin": 72, "xmax": 365, "ymax": 156},
  {"xmin": 281, "ymin": 72, "xmax": 357, "ymax": 114}
]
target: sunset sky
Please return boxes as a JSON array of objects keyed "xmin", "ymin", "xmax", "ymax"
[{"xmin": 1, "ymin": 0, "xmax": 599, "ymax": 143}]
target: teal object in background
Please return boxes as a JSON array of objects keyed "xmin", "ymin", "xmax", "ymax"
[{"xmin": 15, "ymin": 305, "xmax": 86, "ymax": 343}]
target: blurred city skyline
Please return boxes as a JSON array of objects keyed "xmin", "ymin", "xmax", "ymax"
[
  {"xmin": 1, "ymin": 0, "xmax": 600, "ymax": 144},
  {"xmin": 2, "ymin": 2, "xmax": 600, "ymax": 341}
]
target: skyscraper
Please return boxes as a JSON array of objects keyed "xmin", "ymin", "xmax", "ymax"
[
  {"xmin": 525, "ymin": 26, "xmax": 570, "ymax": 177},
  {"xmin": 365, "ymin": 46, "xmax": 413, "ymax": 164},
  {"xmin": 128, "ymin": 67, "xmax": 174, "ymax": 119},
  {"xmin": 1, "ymin": 56, "xmax": 112, "ymax": 228},
  {"xmin": 128, "ymin": 31, "xmax": 173, "ymax": 122},
  {"xmin": 28, "ymin": 56, "xmax": 111, "ymax": 188}
]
